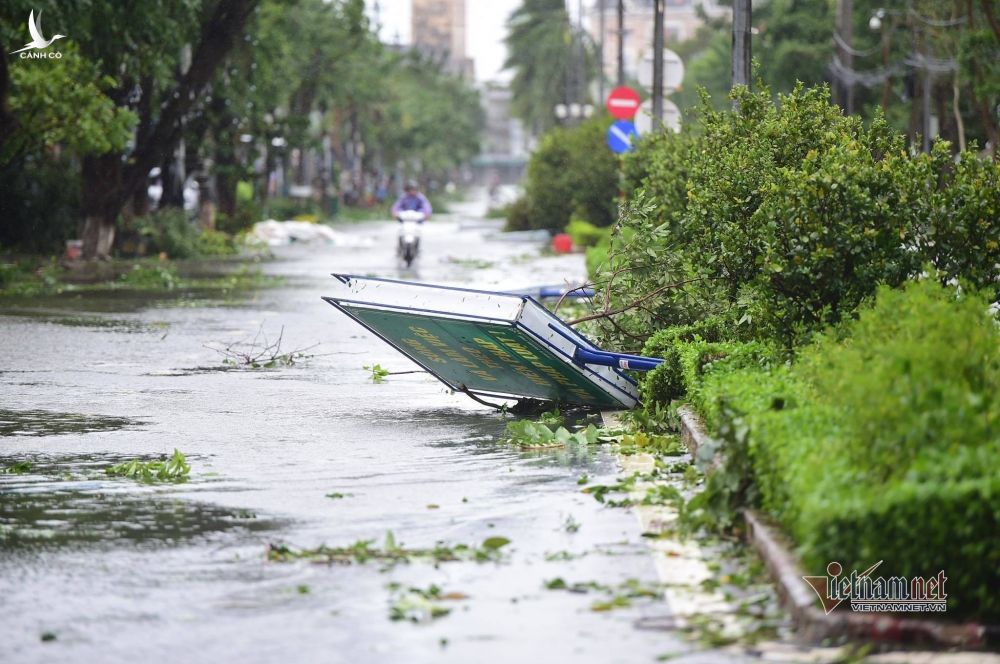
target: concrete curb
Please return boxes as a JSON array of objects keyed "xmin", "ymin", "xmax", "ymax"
[{"xmin": 675, "ymin": 405, "xmax": 997, "ymax": 650}]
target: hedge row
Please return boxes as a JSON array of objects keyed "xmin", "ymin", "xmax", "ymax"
[
  {"xmin": 645, "ymin": 278, "xmax": 1000, "ymax": 620},
  {"xmin": 591, "ymin": 84, "xmax": 1000, "ymax": 352}
]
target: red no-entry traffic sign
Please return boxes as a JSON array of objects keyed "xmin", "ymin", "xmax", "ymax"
[{"xmin": 605, "ymin": 86, "xmax": 641, "ymax": 120}]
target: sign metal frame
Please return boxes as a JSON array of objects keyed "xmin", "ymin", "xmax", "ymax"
[{"xmin": 323, "ymin": 274, "xmax": 640, "ymax": 409}]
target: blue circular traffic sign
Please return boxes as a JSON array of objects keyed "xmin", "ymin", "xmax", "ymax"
[{"xmin": 606, "ymin": 120, "xmax": 639, "ymax": 154}]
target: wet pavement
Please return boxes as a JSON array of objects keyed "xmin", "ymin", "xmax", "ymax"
[{"xmin": 0, "ymin": 199, "xmax": 711, "ymax": 663}]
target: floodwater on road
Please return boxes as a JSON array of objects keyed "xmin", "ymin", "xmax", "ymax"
[{"xmin": 1, "ymin": 200, "xmax": 724, "ymax": 663}]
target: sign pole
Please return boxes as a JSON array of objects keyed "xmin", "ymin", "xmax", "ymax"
[
  {"xmin": 732, "ymin": 0, "xmax": 751, "ymax": 92},
  {"xmin": 598, "ymin": 0, "xmax": 606, "ymax": 103},
  {"xmin": 616, "ymin": 0, "xmax": 625, "ymax": 86},
  {"xmin": 652, "ymin": 0, "xmax": 664, "ymax": 125}
]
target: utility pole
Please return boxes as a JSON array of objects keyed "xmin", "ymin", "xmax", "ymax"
[
  {"xmin": 922, "ymin": 61, "xmax": 932, "ymax": 153},
  {"xmin": 836, "ymin": 0, "xmax": 854, "ymax": 114},
  {"xmin": 652, "ymin": 0, "xmax": 664, "ymax": 124},
  {"xmin": 617, "ymin": 0, "xmax": 625, "ymax": 86},
  {"xmin": 578, "ymin": 0, "xmax": 585, "ymax": 106},
  {"xmin": 598, "ymin": 0, "xmax": 606, "ymax": 102},
  {"xmin": 732, "ymin": 0, "xmax": 751, "ymax": 90}
]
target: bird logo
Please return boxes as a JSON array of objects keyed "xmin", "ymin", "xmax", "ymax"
[{"xmin": 10, "ymin": 10, "xmax": 66, "ymax": 55}]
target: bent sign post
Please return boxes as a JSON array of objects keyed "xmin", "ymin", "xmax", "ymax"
[{"xmin": 323, "ymin": 275, "xmax": 647, "ymax": 409}]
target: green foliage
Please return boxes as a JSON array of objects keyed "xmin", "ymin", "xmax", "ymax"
[
  {"xmin": 1, "ymin": 0, "xmax": 482, "ymax": 254},
  {"xmin": 518, "ymin": 115, "xmax": 619, "ymax": 231},
  {"xmin": 681, "ymin": 279, "xmax": 1000, "ymax": 619},
  {"xmin": 596, "ymin": 83, "xmax": 1000, "ymax": 351},
  {"xmin": 0, "ymin": 154, "xmax": 82, "ymax": 254},
  {"xmin": 797, "ymin": 278, "xmax": 1000, "ymax": 483},
  {"xmin": 503, "ymin": 0, "xmax": 596, "ymax": 134},
  {"xmin": 3, "ymin": 44, "xmax": 136, "ymax": 166},
  {"xmin": 132, "ymin": 209, "xmax": 236, "ymax": 259},
  {"xmin": 504, "ymin": 418, "xmax": 600, "ymax": 449},
  {"xmin": 622, "ymin": 128, "xmax": 696, "ymax": 233},
  {"xmin": 589, "ymin": 192, "xmax": 728, "ymax": 352},
  {"xmin": 565, "ymin": 219, "xmax": 609, "ymax": 248},
  {"xmin": 919, "ymin": 147, "xmax": 1000, "ymax": 299},
  {"xmin": 0, "ymin": 258, "xmax": 62, "ymax": 296},
  {"xmin": 267, "ymin": 532, "xmax": 510, "ymax": 566},
  {"xmin": 118, "ymin": 264, "xmax": 179, "ymax": 290},
  {"xmin": 389, "ymin": 584, "xmax": 463, "ymax": 622},
  {"xmin": 364, "ymin": 363, "xmax": 390, "ymax": 383},
  {"xmin": 503, "ymin": 196, "xmax": 538, "ymax": 232},
  {"xmin": 106, "ymin": 450, "xmax": 191, "ymax": 483},
  {"xmin": 639, "ymin": 318, "xmax": 727, "ymax": 405},
  {"xmin": 195, "ymin": 229, "xmax": 237, "ymax": 257},
  {"xmin": 2, "ymin": 460, "xmax": 33, "ymax": 474}
]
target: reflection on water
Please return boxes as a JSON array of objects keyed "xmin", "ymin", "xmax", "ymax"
[
  {"xmin": 0, "ymin": 455, "xmax": 274, "ymax": 549},
  {"xmin": 0, "ymin": 490, "xmax": 270, "ymax": 549},
  {"xmin": 0, "ymin": 310, "xmax": 161, "ymax": 332},
  {"xmin": 0, "ymin": 409, "xmax": 142, "ymax": 437}
]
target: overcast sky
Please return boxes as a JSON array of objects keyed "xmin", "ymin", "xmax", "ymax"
[{"xmin": 368, "ymin": 0, "xmax": 527, "ymax": 83}]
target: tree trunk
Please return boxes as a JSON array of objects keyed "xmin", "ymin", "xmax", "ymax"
[
  {"xmin": 72, "ymin": 0, "xmax": 259, "ymax": 259},
  {"xmin": 81, "ymin": 153, "xmax": 123, "ymax": 259},
  {"xmin": 131, "ymin": 74, "xmax": 155, "ymax": 216},
  {"xmin": 0, "ymin": 36, "xmax": 17, "ymax": 149},
  {"xmin": 981, "ymin": 0, "xmax": 1000, "ymax": 43},
  {"xmin": 196, "ymin": 173, "xmax": 216, "ymax": 230},
  {"xmin": 217, "ymin": 173, "xmax": 237, "ymax": 218},
  {"xmin": 119, "ymin": 0, "xmax": 260, "ymax": 202}
]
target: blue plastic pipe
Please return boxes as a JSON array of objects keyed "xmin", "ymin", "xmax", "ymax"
[{"xmin": 573, "ymin": 347, "xmax": 664, "ymax": 372}]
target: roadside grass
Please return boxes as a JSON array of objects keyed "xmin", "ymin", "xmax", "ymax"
[{"xmin": 0, "ymin": 256, "xmax": 283, "ymax": 298}]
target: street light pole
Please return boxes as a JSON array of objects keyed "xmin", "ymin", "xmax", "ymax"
[
  {"xmin": 598, "ymin": 0, "xmax": 606, "ymax": 102},
  {"xmin": 652, "ymin": 0, "xmax": 664, "ymax": 124},
  {"xmin": 617, "ymin": 0, "xmax": 625, "ymax": 86},
  {"xmin": 837, "ymin": 0, "xmax": 854, "ymax": 114},
  {"xmin": 732, "ymin": 0, "xmax": 751, "ymax": 91}
]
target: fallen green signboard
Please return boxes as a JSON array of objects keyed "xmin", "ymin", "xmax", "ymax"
[{"xmin": 323, "ymin": 275, "xmax": 639, "ymax": 409}]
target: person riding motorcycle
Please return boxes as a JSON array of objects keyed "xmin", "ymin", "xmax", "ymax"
[
  {"xmin": 392, "ymin": 181, "xmax": 431, "ymax": 266},
  {"xmin": 391, "ymin": 180, "xmax": 433, "ymax": 220}
]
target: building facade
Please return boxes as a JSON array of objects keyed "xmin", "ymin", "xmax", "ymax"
[
  {"xmin": 411, "ymin": 0, "xmax": 475, "ymax": 80},
  {"xmin": 587, "ymin": 0, "xmax": 729, "ymax": 82}
]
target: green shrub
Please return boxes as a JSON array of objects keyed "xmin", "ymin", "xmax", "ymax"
[
  {"xmin": 919, "ymin": 145, "xmax": 1000, "ymax": 299},
  {"xmin": 683, "ymin": 279, "xmax": 1000, "ymax": 619},
  {"xmin": 133, "ymin": 209, "xmax": 237, "ymax": 258},
  {"xmin": 797, "ymin": 277, "xmax": 1000, "ymax": 483},
  {"xmin": 639, "ymin": 318, "xmax": 727, "ymax": 405},
  {"xmin": 622, "ymin": 128, "xmax": 696, "ymax": 235},
  {"xmin": 594, "ymin": 84, "xmax": 996, "ymax": 351},
  {"xmin": 265, "ymin": 197, "xmax": 317, "ymax": 221},
  {"xmin": 119, "ymin": 264, "xmax": 179, "ymax": 290},
  {"xmin": 503, "ymin": 196, "xmax": 537, "ymax": 232},
  {"xmin": 519, "ymin": 115, "xmax": 619, "ymax": 231},
  {"xmin": 216, "ymin": 181, "xmax": 261, "ymax": 234},
  {"xmin": 587, "ymin": 194, "xmax": 728, "ymax": 352},
  {"xmin": 136, "ymin": 208, "xmax": 200, "ymax": 259},
  {"xmin": 565, "ymin": 219, "xmax": 609, "ymax": 248},
  {"xmin": 0, "ymin": 154, "xmax": 82, "ymax": 254},
  {"xmin": 746, "ymin": 131, "xmax": 925, "ymax": 346},
  {"xmin": 799, "ymin": 476, "xmax": 1000, "ymax": 620},
  {"xmin": 195, "ymin": 229, "xmax": 237, "ymax": 256}
]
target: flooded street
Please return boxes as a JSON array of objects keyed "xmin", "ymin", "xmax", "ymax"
[{"xmin": 1, "ymin": 200, "xmax": 698, "ymax": 663}]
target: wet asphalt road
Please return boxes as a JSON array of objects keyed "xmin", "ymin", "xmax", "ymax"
[{"xmin": 0, "ymin": 199, "xmax": 709, "ymax": 663}]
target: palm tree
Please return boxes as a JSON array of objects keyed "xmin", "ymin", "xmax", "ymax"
[{"xmin": 504, "ymin": 0, "xmax": 596, "ymax": 135}]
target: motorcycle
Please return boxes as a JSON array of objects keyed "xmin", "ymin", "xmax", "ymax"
[{"xmin": 396, "ymin": 209, "xmax": 425, "ymax": 268}]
